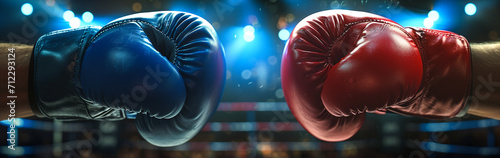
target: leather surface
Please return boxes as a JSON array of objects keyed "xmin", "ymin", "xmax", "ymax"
[
  {"xmin": 32, "ymin": 26, "xmax": 126, "ymax": 120},
  {"xmin": 281, "ymin": 10, "xmax": 471, "ymax": 142},
  {"xmin": 32, "ymin": 11, "xmax": 225, "ymax": 147},
  {"xmin": 81, "ymin": 22, "xmax": 187, "ymax": 119},
  {"xmin": 388, "ymin": 27, "xmax": 471, "ymax": 119},
  {"xmin": 93, "ymin": 11, "xmax": 226, "ymax": 147}
]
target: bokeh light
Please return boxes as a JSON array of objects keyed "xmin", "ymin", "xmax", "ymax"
[
  {"xmin": 132, "ymin": 2, "xmax": 142, "ymax": 12},
  {"xmin": 243, "ymin": 25, "xmax": 255, "ymax": 33},
  {"xmin": 69, "ymin": 17, "xmax": 81, "ymax": 28},
  {"xmin": 21, "ymin": 3, "xmax": 33, "ymax": 16},
  {"xmin": 63, "ymin": 10, "xmax": 75, "ymax": 22},
  {"xmin": 243, "ymin": 31, "xmax": 255, "ymax": 42},
  {"xmin": 278, "ymin": 29, "xmax": 290, "ymax": 41},
  {"xmin": 423, "ymin": 17, "xmax": 434, "ymax": 28},
  {"xmin": 268, "ymin": 56, "xmax": 278, "ymax": 65},
  {"xmin": 465, "ymin": 3, "xmax": 477, "ymax": 16},
  {"xmin": 275, "ymin": 89, "xmax": 284, "ymax": 98},
  {"xmin": 82, "ymin": 11, "xmax": 94, "ymax": 23},
  {"xmin": 241, "ymin": 69, "xmax": 252, "ymax": 80},
  {"xmin": 243, "ymin": 25, "xmax": 255, "ymax": 42},
  {"xmin": 428, "ymin": 10, "xmax": 439, "ymax": 21}
]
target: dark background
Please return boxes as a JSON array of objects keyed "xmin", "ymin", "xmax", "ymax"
[{"xmin": 1, "ymin": 0, "xmax": 500, "ymax": 157}]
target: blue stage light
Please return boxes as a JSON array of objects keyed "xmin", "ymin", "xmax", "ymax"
[
  {"xmin": 241, "ymin": 69, "xmax": 252, "ymax": 79},
  {"xmin": 465, "ymin": 3, "xmax": 477, "ymax": 16},
  {"xmin": 1, "ymin": 118, "xmax": 24, "ymax": 127},
  {"xmin": 243, "ymin": 25, "xmax": 255, "ymax": 42},
  {"xmin": 278, "ymin": 29, "xmax": 290, "ymax": 41},
  {"xmin": 21, "ymin": 3, "xmax": 33, "ymax": 16},
  {"xmin": 82, "ymin": 11, "xmax": 94, "ymax": 23},
  {"xmin": 419, "ymin": 119, "xmax": 500, "ymax": 132},
  {"xmin": 421, "ymin": 141, "xmax": 500, "ymax": 155},
  {"xmin": 69, "ymin": 17, "xmax": 81, "ymax": 28},
  {"xmin": 275, "ymin": 89, "xmax": 284, "ymax": 98},
  {"xmin": 15, "ymin": 118, "xmax": 24, "ymax": 127},
  {"xmin": 268, "ymin": 56, "xmax": 278, "ymax": 65},
  {"xmin": 63, "ymin": 10, "xmax": 75, "ymax": 22},
  {"xmin": 428, "ymin": 10, "xmax": 439, "ymax": 21},
  {"xmin": 423, "ymin": 18, "xmax": 434, "ymax": 28},
  {"xmin": 0, "ymin": 120, "xmax": 10, "ymax": 126},
  {"xmin": 211, "ymin": 122, "xmax": 222, "ymax": 131},
  {"xmin": 243, "ymin": 31, "xmax": 255, "ymax": 42},
  {"xmin": 243, "ymin": 25, "xmax": 255, "ymax": 33}
]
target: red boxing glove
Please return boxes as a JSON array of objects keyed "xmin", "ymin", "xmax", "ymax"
[{"xmin": 281, "ymin": 10, "xmax": 471, "ymax": 141}]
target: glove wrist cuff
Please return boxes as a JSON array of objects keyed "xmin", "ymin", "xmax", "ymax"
[
  {"xmin": 392, "ymin": 27, "xmax": 471, "ymax": 119},
  {"xmin": 32, "ymin": 26, "xmax": 125, "ymax": 120}
]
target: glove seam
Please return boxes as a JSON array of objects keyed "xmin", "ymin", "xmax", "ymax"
[
  {"xmin": 76, "ymin": 27, "xmax": 96, "ymax": 120},
  {"xmin": 32, "ymin": 35, "xmax": 49, "ymax": 118},
  {"xmin": 344, "ymin": 19, "xmax": 398, "ymax": 29},
  {"xmin": 391, "ymin": 28, "xmax": 472, "ymax": 119},
  {"xmin": 412, "ymin": 28, "xmax": 472, "ymax": 118},
  {"xmin": 461, "ymin": 36, "xmax": 472, "ymax": 117},
  {"xmin": 406, "ymin": 28, "xmax": 431, "ymax": 115},
  {"xmin": 92, "ymin": 19, "xmax": 179, "ymax": 64}
]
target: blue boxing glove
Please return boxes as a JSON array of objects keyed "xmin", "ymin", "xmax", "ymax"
[{"xmin": 30, "ymin": 11, "xmax": 226, "ymax": 147}]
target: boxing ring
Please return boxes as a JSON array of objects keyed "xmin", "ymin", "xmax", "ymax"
[
  {"xmin": 2, "ymin": 102, "xmax": 500, "ymax": 157},
  {"xmin": 2, "ymin": 0, "xmax": 500, "ymax": 157}
]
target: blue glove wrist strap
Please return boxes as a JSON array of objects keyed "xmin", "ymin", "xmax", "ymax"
[{"xmin": 32, "ymin": 26, "xmax": 125, "ymax": 121}]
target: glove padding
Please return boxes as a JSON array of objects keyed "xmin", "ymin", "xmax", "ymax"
[
  {"xmin": 281, "ymin": 10, "xmax": 470, "ymax": 142},
  {"xmin": 31, "ymin": 11, "xmax": 226, "ymax": 147},
  {"xmin": 85, "ymin": 11, "xmax": 226, "ymax": 147}
]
